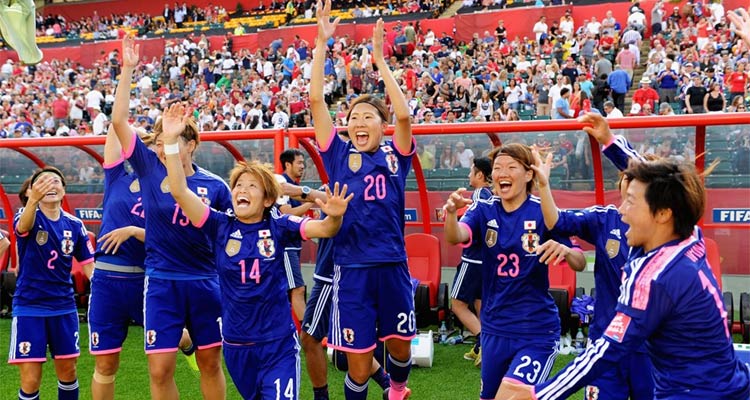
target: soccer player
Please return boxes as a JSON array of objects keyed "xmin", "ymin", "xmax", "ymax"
[
  {"xmin": 9, "ymin": 167, "xmax": 96, "ymax": 400},
  {"xmin": 497, "ymin": 159, "xmax": 750, "ymax": 400},
  {"xmin": 527, "ymin": 113, "xmax": 654, "ymax": 400},
  {"xmin": 311, "ymin": 2, "xmax": 416, "ymax": 398},
  {"xmin": 278, "ymin": 148, "xmax": 313, "ymax": 324},
  {"xmin": 451, "ymin": 157, "xmax": 493, "ymax": 367},
  {"xmin": 159, "ymin": 102, "xmax": 353, "ymax": 399},
  {"xmin": 112, "ymin": 35, "xmax": 231, "ymax": 399},
  {"xmin": 443, "ymin": 143, "xmax": 586, "ymax": 400}
]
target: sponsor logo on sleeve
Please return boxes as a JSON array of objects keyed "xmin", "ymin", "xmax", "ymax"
[{"xmin": 603, "ymin": 312, "xmax": 632, "ymax": 343}]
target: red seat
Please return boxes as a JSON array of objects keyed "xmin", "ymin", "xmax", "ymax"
[
  {"xmin": 705, "ymin": 237, "xmax": 722, "ymax": 290},
  {"xmin": 405, "ymin": 233, "xmax": 449, "ymax": 328},
  {"xmin": 71, "ymin": 231, "xmax": 96, "ymax": 310},
  {"xmin": 548, "ymin": 257, "xmax": 581, "ymax": 336}
]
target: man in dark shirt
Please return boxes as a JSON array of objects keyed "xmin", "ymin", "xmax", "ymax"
[{"xmin": 685, "ymin": 74, "xmax": 707, "ymax": 114}]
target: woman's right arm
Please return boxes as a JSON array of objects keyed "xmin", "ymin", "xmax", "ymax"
[
  {"xmin": 311, "ymin": 0, "xmax": 340, "ymax": 147},
  {"xmin": 443, "ymin": 189, "xmax": 472, "ymax": 245},
  {"xmin": 112, "ymin": 35, "xmax": 140, "ymax": 151},
  {"xmin": 16, "ymin": 176, "xmax": 56, "ymax": 235}
]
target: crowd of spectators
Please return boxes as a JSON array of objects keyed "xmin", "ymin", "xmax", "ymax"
[{"xmin": 2, "ymin": 0, "xmax": 749, "ymax": 182}]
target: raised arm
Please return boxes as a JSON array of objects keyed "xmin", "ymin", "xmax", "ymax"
[
  {"xmin": 372, "ymin": 19, "xmax": 412, "ymax": 152},
  {"xmin": 310, "ymin": 0, "xmax": 339, "ymax": 146},
  {"xmin": 112, "ymin": 35, "xmax": 140, "ymax": 151},
  {"xmin": 728, "ymin": 7, "xmax": 750, "ymax": 47},
  {"xmin": 161, "ymin": 104, "xmax": 208, "ymax": 226},
  {"xmin": 15, "ymin": 176, "xmax": 56, "ymax": 234},
  {"xmin": 103, "ymin": 124, "xmax": 123, "ymax": 165},
  {"xmin": 302, "ymin": 182, "xmax": 353, "ymax": 238},
  {"xmin": 530, "ymin": 148, "xmax": 559, "ymax": 230},
  {"xmin": 443, "ymin": 188, "xmax": 473, "ymax": 245}
]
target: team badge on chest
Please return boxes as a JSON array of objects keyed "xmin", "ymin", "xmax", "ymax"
[
  {"xmin": 61, "ymin": 230, "xmax": 74, "ymax": 255},
  {"xmin": 348, "ymin": 153, "xmax": 362, "ymax": 173},
  {"xmin": 485, "ymin": 229, "xmax": 497, "ymax": 247},
  {"xmin": 36, "ymin": 231, "xmax": 48, "ymax": 246},
  {"xmin": 225, "ymin": 239, "xmax": 242, "ymax": 257},
  {"xmin": 382, "ymin": 145, "xmax": 398, "ymax": 174},
  {"xmin": 605, "ymin": 238, "xmax": 620, "ymax": 259},
  {"xmin": 521, "ymin": 221, "xmax": 540, "ymax": 253},
  {"xmin": 257, "ymin": 229, "xmax": 275, "ymax": 258},
  {"xmin": 129, "ymin": 179, "xmax": 140, "ymax": 193}
]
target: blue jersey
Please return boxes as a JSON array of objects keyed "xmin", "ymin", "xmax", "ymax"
[
  {"xmin": 124, "ymin": 134, "xmax": 233, "ymax": 279},
  {"xmin": 535, "ymin": 229, "xmax": 750, "ymax": 400},
  {"xmin": 95, "ymin": 158, "xmax": 146, "ymax": 275},
  {"xmin": 460, "ymin": 195, "xmax": 568, "ymax": 338},
  {"xmin": 313, "ymin": 211, "xmax": 334, "ymax": 283},
  {"xmin": 281, "ymin": 173, "xmax": 303, "ymax": 251},
  {"xmin": 197, "ymin": 207, "xmax": 305, "ymax": 343},
  {"xmin": 602, "ymin": 134, "xmax": 643, "ymax": 171},
  {"xmin": 460, "ymin": 187, "xmax": 494, "ymax": 265},
  {"xmin": 13, "ymin": 208, "xmax": 95, "ymax": 316},
  {"xmin": 319, "ymin": 132, "xmax": 414, "ymax": 267}
]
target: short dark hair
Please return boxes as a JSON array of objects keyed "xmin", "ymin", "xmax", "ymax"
[
  {"xmin": 280, "ymin": 149, "xmax": 304, "ymax": 170},
  {"xmin": 560, "ymin": 87, "xmax": 570, "ymax": 96},
  {"xmin": 473, "ymin": 157, "xmax": 492, "ymax": 183}
]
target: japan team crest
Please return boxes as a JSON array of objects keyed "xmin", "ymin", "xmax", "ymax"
[
  {"xmin": 521, "ymin": 232, "xmax": 540, "ymax": 254},
  {"xmin": 197, "ymin": 187, "xmax": 211, "ymax": 206},
  {"xmin": 386, "ymin": 153, "xmax": 398, "ymax": 174},
  {"xmin": 257, "ymin": 235, "xmax": 275, "ymax": 258},
  {"xmin": 348, "ymin": 154, "xmax": 362, "ymax": 173},
  {"xmin": 18, "ymin": 341, "xmax": 30, "ymax": 355},
  {"xmin": 61, "ymin": 230, "xmax": 73, "ymax": 255},
  {"xmin": 225, "ymin": 239, "xmax": 242, "ymax": 257},
  {"xmin": 585, "ymin": 386, "xmax": 599, "ymax": 400},
  {"xmin": 36, "ymin": 231, "xmax": 48, "ymax": 246},
  {"xmin": 146, "ymin": 330, "xmax": 157, "ymax": 345},
  {"xmin": 605, "ymin": 239, "xmax": 620, "ymax": 259},
  {"xmin": 485, "ymin": 229, "xmax": 497, "ymax": 247},
  {"xmin": 129, "ymin": 179, "xmax": 140, "ymax": 193},
  {"xmin": 91, "ymin": 332, "xmax": 100, "ymax": 347},
  {"xmin": 343, "ymin": 328, "xmax": 355, "ymax": 344}
]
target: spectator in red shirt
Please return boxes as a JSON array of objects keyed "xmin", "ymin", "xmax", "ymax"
[
  {"xmin": 51, "ymin": 92, "xmax": 70, "ymax": 126},
  {"xmin": 725, "ymin": 60, "xmax": 748, "ymax": 100},
  {"xmin": 632, "ymin": 76, "xmax": 660, "ymax": 110}
]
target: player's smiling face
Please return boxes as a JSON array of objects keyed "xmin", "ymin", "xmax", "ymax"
[
  {"xmin": 618, "ymin": 179, "xmax": 653, "ymax": 250},
  {"xmin": 34, "ymin": 172, "xmax": 65, "ymax": 204},
  {"xmin": 491, "ymin": 155, "xmax": 531, "ymax": 204},
  {"xmin": 347, "ymin": 102, "xmax": 387, "ymax": 153},
  {"xmin": 232, "ymin": 172, "xmax": 274, "ymax": 223}
]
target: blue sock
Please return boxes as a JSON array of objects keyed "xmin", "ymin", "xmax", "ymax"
[
  {"xmin": 387, "ymin": 354, "xmax": 412, "ymax": 389},
  {"xmin": 371, "ymin": 366, "xmax": 390, "ymax": 390},
  {"xmin": 344, "ymin": 373, "xmax": 369, "ymax": 400},
  {"xmin": 313, "ymin": 384, "xmax": 329, "ymax": 400},
  {"xmin": 18, "ymin": 389, "xmax": 39, "ymax": 400},
  {"xmin": 58, "ymin": 379, "xmax": 79, "ymax": 400}
]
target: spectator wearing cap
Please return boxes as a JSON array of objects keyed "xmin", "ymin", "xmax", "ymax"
[
  {"xmin": 633, "ymin": 76, "xmax": 660, "ymax": 111},
  {"xmin": 685, "ymin": 74, "xmax": 707, "ymax": 114},
  {"xmin": 561, "ymin": 57, "xmax": 579, "ymax": 86},
  {"xmin": 656, "ymin": 59, "xmax": 679, "ymax": 103}
]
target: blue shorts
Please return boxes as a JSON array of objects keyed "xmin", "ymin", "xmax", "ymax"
[
  {"xmin": 450, "ymin": 258, "xmax": 482, "ymax": 303},
  {"xmin": 8, "ymin": 313, "xmax": 80, "ymax": 364},
  {"xmin": 223, "ymin": 332, "xmax": 300, "ymax": 399},
  {"xmin": 480, "ymin": 333, "xmax": 558, "ymax": 400},
  {"xmin": 88, "ymin": 272, "xmax": 145, "ymax": 354},
  {"xmin": 329, "ymin": 263, "xmax": 416, "ymax": 352},
  {"xmin": 584, "ymin": 350, "xmax": 654, "ymax": 400},
  {"xmin": 284, "ymin": 250, "xmax": 305, "ymax": 290},
  {"xmin": 302, "ymin": 281, "xmax": 333, "ymax": 341},
  {"xmin": 143, "ymin": 276, "xmax": 222, "ymax": 353}
]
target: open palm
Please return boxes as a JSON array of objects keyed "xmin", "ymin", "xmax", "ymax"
[
  {"xmin": 122, "ymin": 35, "xmax": 140, "ymax": 68},
  {"xmin": 161, "ymin": 103, "xmax": 188, "ymax": 141},
  {"xmin": 315, "ymin": 0, "xmax": 340, "ymax": 41},
  {"xmin": 316, "ymin": 182, "xmax": 353, "ymax": 218}
]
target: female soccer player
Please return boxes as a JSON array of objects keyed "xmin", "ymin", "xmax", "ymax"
[
  {"xmin": 443, "ymin": 143, "xmax": 586, "ymax": 400},
  {"xmin": 499, "ymin": 159, "xmax": 750, "ymax": 400},
  {"xmin": 9, "ymin": 167, "xmax": 96, "ymax": 400},
  {"xmin": 311, "ymin": 2, "xmax": 416, "ymax": 398},
  {"xmin": 111, "ymin": 35, "xmax": 231, "ymax": 399},
  {"xmin": 159, "ymin": 102, "xmax": 353, "ymax": 399}
]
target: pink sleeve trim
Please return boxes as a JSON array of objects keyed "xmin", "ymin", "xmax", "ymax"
[
  {"xmin": 8, "ymin": 358, "xmax": 47, "ymax": 364},
  {"xmin": 89, "ymin": 348, "xmax": 122, "ymax": 355},
  {"xmin": 326, "ymin": 343, "xmax": 377, "ymax": 354},
  {"xmin": 299, "ymin": 218, "xmax": 311, "ymax": 241},
  {"xmin": 457, "ymin": 222, "xmax": 473, "ymax": 249},
  {"xmin": 16, "ymin": 230, "xmax": 29, "ymax": 237},
  {"xmin": 601, "ymin": 135, "xmax": 617, "ymax": 150},
  {"xmin": 379, "ymin": 333, "xmax": 417, "ymax": 342},
  {"xmin": 195, "ymin": 206, "xmax": 211, "ymax": 228},
  {"xmin": 123, "ymin": 131, "xmax": 137, "ymax": 159},
  {"xmin": 53, "ymin": 352, "xmax": 80, "ymax": 360},
  {"xmin": 319, "ymin": 126, "xmax": 337, "ymax": 152},
  {"xmin": 197, "ymin": 341, "xmax": 223, "ymax": 350},
  {"xmin": 102, "ymin": 157, "xmax": 125, "ymax": 169},
  {"xmin": 76, "ymin": 258, "xmax": 94, "ymax": 265},
  {"xmin": 393, "ymin": 136, "xmax": 416, "ymax": 156},
  {"xmin": 145, "ymin": 347, "xmax": 179, "ymax": 355}
]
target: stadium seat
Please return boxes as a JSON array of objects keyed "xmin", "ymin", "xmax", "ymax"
[
  {"xmin": 705, "ymin": 237, "xmax": 735, "ymax": 334},
  {"xmin": 548, "ymin": 259, "xmax": 581, "ymax": 337},
  {"xmin": 71, "ymin": 230, "xmax": 96, "ymax": 320},
  {"xmin": 0, "ymin": 228, "xmax": 13, "ymax": 318},
  {"xmin": 405, "ymin": 233, "xmax": 449, "ymax": 328}
]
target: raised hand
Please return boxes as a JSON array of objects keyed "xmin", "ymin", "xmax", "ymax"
[
  {"xmin": 161, "ymin": 103, "xmax": 189, "ymax": 144},
  {"xmin": 728, "ymin": 7, "xmax": 750, "ymax": 47},
  {"xmin": 443, "ymin": 188, "xmax": 473, "ymax": 214},
  {"xmin": 579, "ymin": 112, "xmax": 613, "ymax": 145},
  {"xmin": 122, "ymin": 34, "xmax": 140, "ymax": 69},
  {"xmin": 530, "ymin": 146, "xmax": 554, "ymax": 188},
  {"xmin": 536, "ymin": 239, "xmax": 572, "ymax": 267},
  {"xmin": 98, "ymin": 226, "xmax": 138, "ymax": 255},
  {"xmin": 373, "ymin": 18, "xmax": 385, "ymax": 61},
  {"xmin": 316, "ymin": 182, "xmax": 353, "ymax": 218},
  {"xmin": 315, "ymin": 0, "xmax": 340, "ymax": 42},
  {"xmin": 28, "ymin": 175, "xmax": 57, "ymax": 204}
]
